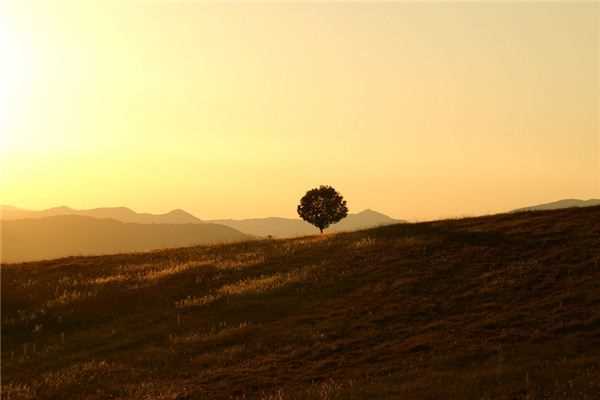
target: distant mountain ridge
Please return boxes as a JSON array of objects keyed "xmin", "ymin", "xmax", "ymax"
[
  {"xmin": 512, "ymin": 199, "xmax": 600, "ymax": 213},
  {"xmin": 1, "ymin": 205, "xmax": 402, "ymax": 238},
  {"xmin": 0, "ymin": 205, "xmax": 202, "ymax": 224},
  {"xmin": 0, "ymin": 215, "xmax": 252, "ymax": 263},
  {"xmin": 210, "ymin": 209, "xmax": 404, "ymax": 238}
]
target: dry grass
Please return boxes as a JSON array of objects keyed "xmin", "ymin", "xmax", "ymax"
[
  {"xmin": 169, "ymin": 322, "xmax": 252, "ymax": 345},
  {"xmin": 2, "ymin": 206, "xmax": 600, "ymax": 399},
  {"xmin": 258, "ymin": 379, "xmax": 357, "ymax": 400},
  {"xmin": 176, "ymin": 265, "xmax": 318, "ymax": 308},
  {"xmin": 45, "ymin": 288, "xmax": 97, "ymax": 309},
  {"xmin": 1, "ymin": 361, "xmax": 118, "ymax": 400},
  {"xmin": 1, "ymin": 383, "xmax": 36, "ymax": 400},
  {"xmin": 136, "ymin": 260, "xmax": 211, "ymax": 282},
  {"xmin": 89, "ymin": 274, "xmax": 128, "ymax": 285}
]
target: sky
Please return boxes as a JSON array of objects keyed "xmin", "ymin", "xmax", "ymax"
[{"xmin": 0, "ymin": 1, "xmax": 598, "ymax": 221}]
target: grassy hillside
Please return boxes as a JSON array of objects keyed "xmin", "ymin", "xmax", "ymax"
[
  {"xmin": 511, "ymin": 199, "xmax": 600, "ymax": 213},
  {"xmin": 2, "ymin": 207, "xmax": 600, "ymax": 399}
]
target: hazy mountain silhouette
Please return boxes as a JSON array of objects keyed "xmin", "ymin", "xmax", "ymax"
[
  {"xmin": 511, "ymin": 198, "xmax": 600, "ymax": 213},
  {"xmin": 0, "ymin": 205, "xmax": 202, "ymax": 224},
  {"xmin": 211, "ymin": 209, "xmax": 403, "ymax": 238},
  {"xmin": 0, "ymin": 215, "xmax": 252, "ymax": 263}
]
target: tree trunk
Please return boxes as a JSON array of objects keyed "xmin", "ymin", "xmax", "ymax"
[{"xmin": 319, "ymin": 228, "xmax": 323, "ymax": 234}]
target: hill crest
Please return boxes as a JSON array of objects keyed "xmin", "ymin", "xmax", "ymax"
[
  {"xmin": 2, "ymin": 206, "xmax": 600, "ymax": 398},
  {"xmin": 511, "ymin": 198, "xmax": 600, "ymax": 212}
]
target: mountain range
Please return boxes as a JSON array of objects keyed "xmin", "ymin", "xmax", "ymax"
[
  {"xmin": 0, "ymin": 206, "xmax": 402, "ymax": 263},
  {"xmin": 0, "ymin": 215, "xmax": 252, "ymax": 263},
  {"xmin": 0, "ymin": 205, "xmax": 202, "ymax": 224},
  {"xmin": 211, "ymin": 209, "xmax": 403, "ymax": 237},
  {"xmin": 3, "ymin": 198, "xmax": 596, "ymax": 263},
  {"xmin": 1, "ymin": 205, "xmax": 402, "ymax": 238}
]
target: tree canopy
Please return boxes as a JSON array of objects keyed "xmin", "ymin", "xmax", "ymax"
[{"xmin": 297, "ymin": 186, "xmax": 348, "ymax": 233}]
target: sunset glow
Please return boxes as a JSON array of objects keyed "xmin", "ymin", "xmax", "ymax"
[
  {"xmin": 3, "ymin": 3, "xmax": 600, "ymax": 397},
  {"xmin": 1, "ymin": 1, "xmax": 598, "ymax": 220}
]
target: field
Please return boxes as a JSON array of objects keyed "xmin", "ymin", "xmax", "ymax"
[{"xmin": 2, "ymin": 206, "xmax": 600, "ymax": 399}]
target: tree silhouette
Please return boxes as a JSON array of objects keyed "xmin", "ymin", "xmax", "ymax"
[{"xmin": 297, "ymin": 186, "xmax": 348, "ymax": 234}]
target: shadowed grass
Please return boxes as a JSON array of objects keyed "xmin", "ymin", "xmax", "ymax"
[{"xmin": 2, "ymin": 206, "xmax": 600, "ymax": 399}]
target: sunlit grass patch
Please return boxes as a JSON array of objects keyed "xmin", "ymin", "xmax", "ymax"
[
  {"xmin": 293, "ymin": 235, "xmax": 333, "ymax": 245},
  {"xmin": 222, "ymin": 344, "xmax": 245, "ymax": 359},
  {"xmin": 217, "ymin": 266, "xmax": 314, "ymax": 296},
  {"xmin": 3, "ymin": 309, "xmax": 43, "ymax": 327},
  {"xmin": 259, "ymin": 379, "xmax": 352, "ymax": 400},
  {"xmin": 112, "ymin": 258, "xmax": 215, "ymax": 283},
  {"xmin": 351, "ymin": 236, "xmax": 377, "ymax": 249},
  {"xmin": 89, "ymin": 274, "xmax": 128, "ymax": 285},
  {"xmin": 191, "ymin": 344, "xmax": 247, "ymax": 367},
  {"xmin": 119, "ymin": 380, "xmax": 191, "ymax": 400},
  {"xmin": 214, "ymin": 252, "xmax": 266, "ymax": 270},
  {"xmin": 19, "ymin": 278, "xmax": 38, "ymax": 289},
  {"xmin": 272, "ymin": 235, "xmax": 335, "ymax": 256},
  {"xmin": 45, "ymin": 289, "xmax": 97, "ymax": 309},
  {"xmin": 39, "ymin": 360, "xmax": 114, "ymax": 390},
  {"xmin": 116, "ymin": 262, "xmax": 160, "ymax": 274},
  {"xmin": 86, "ymin": 259, "xmax": 215, "ymax": 287},
  {"xmin": 1, "ymin": 383, "xmax": 36, "ymax": 400},
  {"xmin": 176, "ymin": 293, "xmax": 220, "ymax": 308},
  {"xmin": 2, "ymin": 360, "xmax": 120, "ymax": 400},
  {"xmin": 392, "ymin": 236, "xmax": 429, "ymax": 249},
  {"xmin": 176, "ymin": 265, "xmax": 318, "ymax": 308},
  {"xmin": 138, "ymin": 260, "xmax": 212, "ymax": 282},
  {"xmin": 169, "ymin": 322, "xmax": 252, "ymax": 345},
  {"xmin": 57, "ymin": 275, "xmax": 84, "ymax": 288}
]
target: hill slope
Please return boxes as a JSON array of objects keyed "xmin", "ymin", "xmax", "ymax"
[
  {"xmin": 2, "ymin": 207, "xmax": 600, "ymax": 399},
  {"xmin": 0, "ymin": 205, "xmax": 203, "ymax": 224},
  {"xmin": 511, "ymin": 198, "xmax": 600, "ymax": 213},
  {"xmin": 0, "ymin": 215, "xmax": 251, "ymax": 263},
  {"xmin": 211, "ymin": 209, "xmax": 403, "ymax": 237}
]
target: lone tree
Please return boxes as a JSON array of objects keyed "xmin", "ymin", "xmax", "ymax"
[{"xmin": 297, "ymin": 185, "xmax": 348, "ymax": 234}]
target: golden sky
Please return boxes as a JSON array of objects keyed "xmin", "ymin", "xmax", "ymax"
[{"xmin": 1, "ymin": 1, "xmax": 598, "ymax": 220}]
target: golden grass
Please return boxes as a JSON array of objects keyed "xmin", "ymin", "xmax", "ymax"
[
  {"xmin": 3, "ymin": 206, "xmax": 600, "ymax": 400},
  {"xmin": 169, "ymin": 322, "xmax": 251, "ymax": 345},
  {"xmin": 89, "ymin": 274, "xmax": 128, "ymax": 285},
  {"xmin": 217, "ymin": 266, "xmax": 315, "ymax": 296},
  {"xmin": 350, "ymin": 236, "xmax": 377, "ymax": 249},
  {"xmin": 1, "ymin": 383, "xmax": 36, "ymax": 400},
  {"xmin": 39, "ymin": 360, "xmax": 114, "ymax": 390},
  {"xmin": 214, "ymin": 252, "xmax": 266, "ymax": 270},
  {"xmin": 44, "ymin": 289, "xmax": 97, "ymax": 309},
  {"xmin": 2, "ymin": 361, "xmax": 117, "ymax": 400},
  {"xmin": 259, "ymin": 379, "xmax": 350, "ymax": 400},
  {"xmin": 136, "ymin": 260, "xmax": 211, "ymax": 282},
  {"xmin": 175, "ymin": 265, "xmax": 318, "ymax": 308}
]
